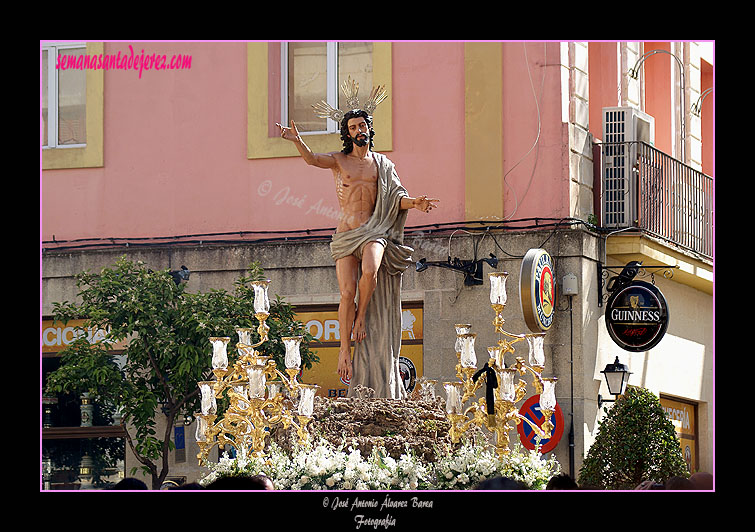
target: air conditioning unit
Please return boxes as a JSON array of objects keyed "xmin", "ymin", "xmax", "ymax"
[{"xmin": 601, "ymin": 107, "xmax": 655, "ymax": 228}]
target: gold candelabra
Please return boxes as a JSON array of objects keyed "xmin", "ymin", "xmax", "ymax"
[
  {"xmin": 195, "ymin": 280, "xmax": 318, "ymax": 464},
  {"xmin": 444, "ymin": 271, "xmax": 558, "ymax": 457}
]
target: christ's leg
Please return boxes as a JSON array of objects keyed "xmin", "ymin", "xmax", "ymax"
[
  {"xmin": 335, "ymin": 255, "xmax": 359, "ymax": 381},
  {"xmin": 353, "ymin": 241, "xmax": 386, "ymax": 343}
]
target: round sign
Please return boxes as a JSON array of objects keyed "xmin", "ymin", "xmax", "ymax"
[
  {"xmin": 520, "ymin": 249, "xmax": 556, "ymax": 332},
  {"xmin": 605, "ymin": 280, "xmax": 669, "ymax": 352},
  {"xmin": 516, "ymin": 394, "xmax": 564, "ymax": 454},
  {"xmin": 399, "ymin": 356, "xmax": 417, "ymax": 393}
]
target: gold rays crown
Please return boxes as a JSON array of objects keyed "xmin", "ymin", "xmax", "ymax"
[{"xmin": 311, "ymin": 76, "xmax": 387, "ymax": 124}]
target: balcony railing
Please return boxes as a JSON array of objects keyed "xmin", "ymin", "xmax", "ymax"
[{"xmin": 598, "ymin": 141, "xmax": 713, "ymax": 260}]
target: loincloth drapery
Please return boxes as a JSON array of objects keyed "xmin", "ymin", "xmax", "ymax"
[{"xmin": 330, "ymin": 153, "xmax": 414, "ymax": 399}]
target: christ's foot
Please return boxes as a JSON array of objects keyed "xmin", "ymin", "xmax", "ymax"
[
  {"xmin": 337, "ymin": 348, "xmax": 353, "ymax": 381},
  {"xmin": 353, "ymin": 316, "xmax": 367, "ymax": 343}
]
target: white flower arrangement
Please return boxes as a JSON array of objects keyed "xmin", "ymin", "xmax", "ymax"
[
  {"xmin": 432, "ymin": 439, "xmax": 560, "ymax": 490},
  {"xmin": 200, "ymin": 437, "xmax": 559, "ymax": 490}
]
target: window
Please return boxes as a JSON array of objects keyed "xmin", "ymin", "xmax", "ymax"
[
  {"xmin": 42, "ymin": 43, "xmax": 87, "ymax": 149},
  {"xmin": 246, "ymin": 42, "xmax": 391, "ymax": 160},
  {"xmin": 42, "ymin": 319, "xmax": 128, "ymax": 489},
  {"xmin": 281, "ymin": 42, "xmax": 374, "ymax": 134}
]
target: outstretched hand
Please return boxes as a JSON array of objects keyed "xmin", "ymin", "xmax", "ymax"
[
  {"xmin": 413, "ymin": 195, "xmax": 439, "ymax": 213},
  {"xmin": 276, "ymin": 120, "xmax": 300, "ymax": 142}
]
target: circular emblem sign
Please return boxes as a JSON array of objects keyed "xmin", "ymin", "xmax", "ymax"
[
  {"xmin": 399, "ymin": 356, "xmax": 417, "ymax": 394},
  {"xmin": 516, "ymin": 395, "xmax": 564, "ymax": 454},
  {"xmin": 605, "ymin": 280, "xmax": 669, "ymax": 352},
  {"xmin": 520, "ymin": 249, "xmax": 555, "ymax": 332}
]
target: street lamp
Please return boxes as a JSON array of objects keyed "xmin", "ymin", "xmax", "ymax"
[
  {"xmin": 691, "ymin": 88, "xmax": 712, "ymax": 117},
  {"xmin": 169, "ymin": 265, "xmax": 190, "ymax": 285},
  {"xmin": 598, "ymin": 356, "xmax": 632, "ymax": 408}
]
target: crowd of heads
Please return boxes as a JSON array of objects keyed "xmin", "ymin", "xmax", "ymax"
[
  {"xmin": 101, "ymin": 470, "xmax": 713, "ymax": 492},
  {"xmin": 475, "ymin": 471, "xmax": 713, "ymax": 491},
  {"xmin": 103, "ymin": 474, "xmax": 276, "ymax": 491}
]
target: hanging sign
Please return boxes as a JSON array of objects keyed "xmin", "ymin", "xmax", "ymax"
[
  {"xmin": 605, "ymin": 280, "xmax": 669, "ymax": 352},
  {"xmin": 520, "ymin": 249, "xmax": 555, "ymax": 332}
]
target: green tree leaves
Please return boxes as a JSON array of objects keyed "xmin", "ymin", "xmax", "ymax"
[
  {"xmin": 578, "ymin": 386, "xmax": 688, "ymax": 489},
  {"xmin": 45, "ymin": 256, "xmax": 317, "ymax": 489}
]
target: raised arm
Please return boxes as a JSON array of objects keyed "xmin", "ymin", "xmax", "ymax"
[
  {"xmin": 401, "ymin": 195, "xmax": 439, "ymax": 213},
  {"xmin": 276, "ymin": 120, "xmax": 336, "ymax": 169}
]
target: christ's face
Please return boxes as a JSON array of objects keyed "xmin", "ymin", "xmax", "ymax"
[{"xmin": 347, "ymin": 116, "xmax": 369, "ymax": 146}]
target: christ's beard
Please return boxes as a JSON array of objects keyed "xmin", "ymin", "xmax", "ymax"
[{"xmin": 352, "ymin": 133, "xmax": 368, "ymax": 147}]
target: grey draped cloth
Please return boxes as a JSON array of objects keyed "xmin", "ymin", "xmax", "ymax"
[{"xmin": 330, "ymin": 152, "xmax": 414, "ymax": 399}]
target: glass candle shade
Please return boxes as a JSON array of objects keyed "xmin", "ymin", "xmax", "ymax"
[
  {"xmin": 210, "ymin": 337, "xmax": 230, "ymax": 370},
  {"xmin": 267, "ymin": 382, "xmax": 282, "ymax": 399},
  {"xmin": 199, "ymin": 382, "xmax": 217, "ymax": 415},
  {"xmin": 459, "ymin": 333, "xmax": 477, "ymax": 368},
  {"xmin": 247, "ymin": 364, "xmax": 267, "ymax": 399},
  {"xmin": 454, "ymin": 324, "xmax": 472, "ymax": 353},
  {"xmin": 195, "ymin": 416, "xmax": 208, "ymax": 442},
  {"xmin": 282, "ymin": 336, "xmax": 303, "ymax": 369},
  {"xmin": 489, "ymin": 272, "xmax": 509, "ymax": 306},
  {"xmin": 420, "ymin": 379, "xmax": 437, "ymax": 401},
  {"xmin": 488, "ymin": 346, "xmax": 504, "ymax": 368},
  {"xmin": 234, "ymin": 385, "xmax": 249, "ymax": 410},
  {"xmin": 498, "ymin": 368, "xmax": 517, "ymax": 402},
  {"xmin": 540, "ymin": 378, "xmax": 558, "ymax": 411},
  {"xmin": 297, "ymin": 385, "xmax": 318, "ymax": 417},
  {"xmin": 444, "ymin": 382, "xmax": 463, "ymax": 414},
  {"xmin": 526, "ymin": 333, "xmax": 546, "ymax": 367},
  {"xmin": 252, "ymin": 280, "xmax": 271, "ymax": 314},
  {"xmin": 236, "ymin": 327, "xmax": 253, "ymax": 346}
]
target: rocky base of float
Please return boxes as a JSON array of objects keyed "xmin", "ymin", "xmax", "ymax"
[{"xmin": 268, "ymin": 385, "xmax": 490, "ymax": 461}]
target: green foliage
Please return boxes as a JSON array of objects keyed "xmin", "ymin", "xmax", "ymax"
[
  {"xmin": 45, "ymin": 256, "xmax": 317, "ymax": 488},
  {"xmin": 578, "ymin": 386, "xmax": 689, "ymax": 489}
]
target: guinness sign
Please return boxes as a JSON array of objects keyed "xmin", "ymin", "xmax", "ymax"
[
  {"xmin": 605, "ymin": 280, "xmax": 669, "ymax": 352},
  {"xmin": 520, "ymin": 249, "xmax": 555, "ymax": 332}
]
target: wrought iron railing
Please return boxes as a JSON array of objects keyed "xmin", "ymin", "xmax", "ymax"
[{"xmin": 599, "ymin": 141, "xmax": 713, "ymax": 260}]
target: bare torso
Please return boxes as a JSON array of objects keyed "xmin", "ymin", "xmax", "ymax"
[{"xmin": 332, "ymin": 151, "xmax": 378, "ymax": 233}]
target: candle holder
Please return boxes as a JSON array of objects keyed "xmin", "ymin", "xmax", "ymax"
[
  {"xmin": 444, "ymin": 271, "xmax": 559, "ymax": 457},
  {"xmin": 418, "ymin": 377, "xmax": 438, "ymax": 401},
  {"xmin": 195, "ymin": 281, "xmax": 318, "ymax": 464}
]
